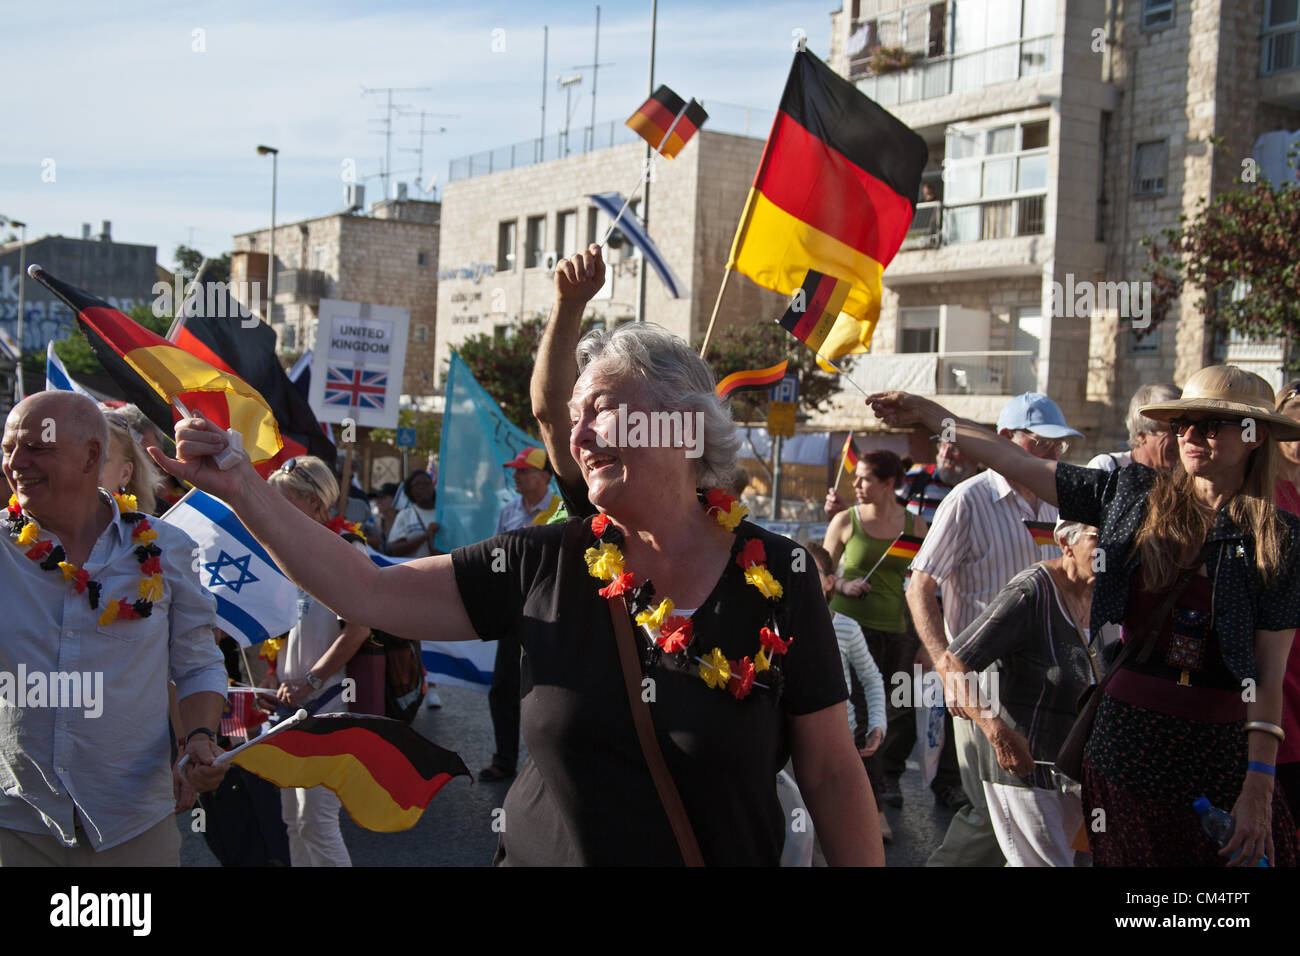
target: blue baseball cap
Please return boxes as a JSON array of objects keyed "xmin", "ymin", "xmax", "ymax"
[{"xmin": 996, "ymin": 393, "xmax": 1082, "ymax": 439}]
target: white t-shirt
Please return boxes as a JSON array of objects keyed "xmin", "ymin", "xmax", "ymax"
[
  {"xmin": 388, "ymin": 503, "xmax": 439, "ymax": 558},
  {"xmin": 1085, "ymin": 450, "xmax": 1131, "ymax": 471}
]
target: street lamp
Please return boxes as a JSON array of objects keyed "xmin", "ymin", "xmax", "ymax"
[
  {"xmin": 1, "ymin": 215, "xmax": 26, "ymax": 401},
  {"xmin": 256, "ymin": 145, "xmax": 278, "ymax": 331}
]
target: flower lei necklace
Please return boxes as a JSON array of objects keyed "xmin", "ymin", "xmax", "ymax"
[
  {"xmin": 584, "ymin": 489, "xmax": 793, "ymax": 701},
  {"xmin": 6, "ymin": 492, "xmax": 163, "ymax": 625},
  {"xmin": 259, "ymin": 514, "xmax": 363, "ymax": 665}
]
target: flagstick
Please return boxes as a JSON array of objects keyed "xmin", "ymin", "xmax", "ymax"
[
  {"xmin": 172, "ymin": 397, "xmax": 244, "ymax": 470},
  {"xmin": 861, "ymin": 533, "xmax": 904, "ymax": 584},
  {"xmin": 697, "ymin": 267, "xmax": 733, "ymax": 359},
  {"xmin": 177, "ymin": 707, "xmax": 309, "ymax": 772},
  {"xmin": 833, "ymin": 430, "xmax": 853, "ymax": 489},
  {"xmin": 599, "ymin": 102, "xmax": 692, "ymax": 246}
]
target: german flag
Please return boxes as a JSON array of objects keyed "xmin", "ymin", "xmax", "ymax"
[
  {"xmin": 840, "ymin": 432, "xmax": 859, "ymax": 473},
  {"xmin": 885, "ymin": 533, "xmax": 924, "ymax": 561},
  {"xmin": 727, "ymin": 50, "xmax": 927, "ymax": 362},
  {"xmin": 231, "ymin": 714, "xmax": 470, "ymax": 832},
  {"xmin": 626, "ymin": 85, "xmax": 709, "ymax": 159},
  {"xmin": 778, "ymin": 269, "xmax": 852, "ymax": 355},
  {"xmin": 715, "ymin": 359, "xmax": 788, "ymax": 398},
  {"xmin": 1024, "ymin": 520, "xmax": 1058, "ymax": 548},
  {"xmin": 30, "ymin": 265, "xmax": 286, "ymax": 470}
]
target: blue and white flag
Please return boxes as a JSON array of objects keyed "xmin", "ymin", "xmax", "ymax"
[
  {"xmin": 160, "ymin": 488, "xmax": 299, "ymax": 647},
  {"xmin": 45, "ymin": 341, "xmax": 94, "ymax": 396},
  {"xmin": 589, "ymin": 192, "xmax": 688, "ymax": 298},
  {"xmin": 162, "ymin": 487, "xmax": 495, "ymax": 688}
]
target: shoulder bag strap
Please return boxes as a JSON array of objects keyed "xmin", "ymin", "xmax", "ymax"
[{"xmin": 606, "ymin": 595, "xmax": 705, "ymax": 867}]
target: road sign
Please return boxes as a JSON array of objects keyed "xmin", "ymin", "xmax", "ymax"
[
  {"xmin": 396, "ymin": 427, "xmax": 417, "ymax": 448},
  {"xmin": 767, "ymin": 401, "xmax": 797, "ymax": 438},
  {"xmin": 770, "ymin": 373, "xmax": 799, "ymax": 404}
]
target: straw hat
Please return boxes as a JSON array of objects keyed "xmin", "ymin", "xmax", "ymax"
[{"xmin": 1138, "ymin": 365, "xmax": 1300, "ymax": 441}]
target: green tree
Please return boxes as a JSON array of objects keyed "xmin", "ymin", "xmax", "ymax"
[
  {"xmin": 27, "ymin": 303, "xmax": 172, "ymax": 379},
  {"xmin": 1142, "ymin": 174, "xmax": 1300, "ymax": 363},
  {"xmin": 371, "ymin": 408, "xmax": 443, "ymax": 460},
  {"xmin": 174, "ymin": 244, "xmax": 232, "ymax": 283}
]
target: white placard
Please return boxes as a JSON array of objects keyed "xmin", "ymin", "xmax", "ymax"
[{"xmin": 308, "ymin": 298, "xmax": 409, "ymax": 429}]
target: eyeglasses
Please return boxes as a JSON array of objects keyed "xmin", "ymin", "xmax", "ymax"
[
  {"xmin": 1168, "ymin": 417, "xmax": 1242, "ymax": 440},
  {"xmin": 1015, "ymin": 432, "xmax": 1068, "ymax": 455}
]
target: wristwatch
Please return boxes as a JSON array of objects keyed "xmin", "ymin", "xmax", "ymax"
[
  {"xmin": 187, "ymin": 727, "xmax": 217, "ymax": 743},
  {"xmin": 305, "ymin": 670, "xmax": 324, "ymax": 690}
]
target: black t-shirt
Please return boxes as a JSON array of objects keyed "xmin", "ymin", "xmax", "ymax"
[{"xmin": 452, "ymin": 516, "xmax": 847, "ymax": 865}]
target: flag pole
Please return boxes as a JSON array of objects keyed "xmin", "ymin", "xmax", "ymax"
[
  {"xmin": 598, "ymin": 100, "xmax": 689, "ymax": 246},
  {"xmin": 697, "ymin": 267, "xmax": 733, "ymax": 359},
  {"xmin": 861, "ymin": 532, "xmax": 904, "ymax": 584},
  {"xmin": 834, "ymin": 430, "xmax": 853, "ymax": 489},
  {"xmin": 177, "ymin": 707, "xmax": 309, "ymax": 771}
]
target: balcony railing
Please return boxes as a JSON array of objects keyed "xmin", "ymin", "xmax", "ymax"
[
  {"xmin": 1262, "ymin": 26, "xmax": 1300, "ymax": 75},
  {"xmin": 274, "ymin": 269, "xmax": 327, "ymax": 305},
  {"xmin": 899, "ymin": 195, "xmax": 1046, "ymax": 250},
  {"xmin": 851, "ymin": 350, "xmax": 1038, "ymax": 396},
  {"xmin": 851, "ymin": 34, "xmax": 1054, "ymax": 108}
]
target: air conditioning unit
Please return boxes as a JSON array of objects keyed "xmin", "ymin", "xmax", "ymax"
[
  {"xmin": 543, "ymin": 251, "xmax": 558, "ymax": 272},
  {"xmin": 345, "ymin": 183, "xmax": 365, "ymax": 212}
]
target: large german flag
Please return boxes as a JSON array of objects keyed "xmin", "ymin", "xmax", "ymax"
[
  {"xmin": 727, "ymin": 50, "xmax": 927, "ymax": 362},
  {"xmin": 232, "ymin": 714, "xmax": 470, "ymax": 832},
  {"xmin": 30, "ymin": 265, "xmax": 286, "ymax": 470},
  {"xmin": 626, "ymin": 85, "xmax": 709, "ymax": 159},
  {"xmin": 171, "ymin": 268, "xmax": 332, "ymax": 469}
]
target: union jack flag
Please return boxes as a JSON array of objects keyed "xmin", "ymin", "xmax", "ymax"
[{"xmin": 324, "ymin": 366, "xmax": 387, "ymax": 410}]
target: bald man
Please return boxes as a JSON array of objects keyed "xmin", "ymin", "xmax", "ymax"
[{"xmin": 0, "ymin": 391, "xmax": 228, "ymax": 866}]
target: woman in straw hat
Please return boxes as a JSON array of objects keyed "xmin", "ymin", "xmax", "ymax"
[{"xmin": 865, "ymin": 366, "xmax": 1300, "ymax": 866}]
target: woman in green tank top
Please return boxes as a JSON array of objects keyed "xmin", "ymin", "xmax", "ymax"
[{"xmin": 823, "ymin": 452, "xmax": 928, "ymax": 632}]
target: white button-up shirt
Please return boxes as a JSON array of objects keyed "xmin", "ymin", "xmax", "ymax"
[
  {"xmin": 910, "ymin": 469, "xmax": 1059, "ymax": 644},
  {"xmin": 0, "ymin": 492, "xmax": 227, "ymax": 849}
]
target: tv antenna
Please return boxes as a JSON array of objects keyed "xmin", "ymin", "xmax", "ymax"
[
  {"xmin": 362, "ymin": 85, "xmax": 433, "ymax": 197},
  {"xmin": 398, "ymin": 109, "xmax": 456, "ymax": 193},
  {"xmin": 572, "ymin": 5, "xmax": 614, "ymax": 151}
]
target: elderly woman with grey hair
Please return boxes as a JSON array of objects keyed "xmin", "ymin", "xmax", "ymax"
[
  {"xmin": 151, "ymin": 245, "xmax": 878, "ymax": 867},
  {"xmin": 1087, "ymin": 383, "xmax": 1182, "ymax": 472},
  {"xmin": 938, "ymin": 519, "xmax": 1104, "ymax": 866}
]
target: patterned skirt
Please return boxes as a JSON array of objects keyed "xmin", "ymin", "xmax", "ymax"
[{"xmin": 1081, "ymin": 693, "xmax": 1297, "ymax": 866}]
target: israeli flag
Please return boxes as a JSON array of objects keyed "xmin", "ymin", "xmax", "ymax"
[
  {"xmin": 589, "ymin": 192, "xmax": 688, "ymax": 298},
  {"xmin": 161, "ymin": 488, "xmax": 494, "ymax": 688},
  {"xmin": 45, "ymin": 341, "xmax": 94, "ymax": 396}
]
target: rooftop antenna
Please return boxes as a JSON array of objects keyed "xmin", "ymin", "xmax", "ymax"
[
  {"xmin": 362, "ymin": 85, "xmax": 432, "ymax": 198},
  {"xmin": 398, "ymin": 109, "xmax": 456, "ymax": 193},
  {"xmin": 539, "ymin": 26, "xmax": 549, "ymax": 160},
  {"xmin": 573, "ymin": 6, "xmax": 614, "ymax": 151}
]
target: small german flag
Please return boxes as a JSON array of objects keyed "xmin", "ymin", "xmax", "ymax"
[
  {"xmin": 885, "ymin": 533, "xmax": 924, "ymax": 561},
  {"xmin": 778, "ymin": 269, "xmax": 853, "ymax": 355},
  {"xmin": 840, "ymin": 432, "xmax": 859, "ymax": 473},
  {"xmin": 1024, "ymin": 520, "xmax": 1058, "ymax": 548},
  {"xmin": 231, "ymin": 714, "xmax": 470, "ymax": 832},
  {"xmin": 626, "ymin": 85, "xmax": 708, "ymax": 159},
  {"xmin": 715, "ymin": 359, "xmax": 789, "ymax": 398}
]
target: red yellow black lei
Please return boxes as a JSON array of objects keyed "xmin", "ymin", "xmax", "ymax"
[
  {"xmin": 585, "ymin": 489, "xmax": 792, "ymax": 700},
  {"xmin": 6, "ymin": 492, "xmax": 163, "ymax": 625}
]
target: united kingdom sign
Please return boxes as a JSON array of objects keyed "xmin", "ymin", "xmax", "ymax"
[{"xmin": 308, "ymin": 298, "xmax": 409, "ymax": 428}]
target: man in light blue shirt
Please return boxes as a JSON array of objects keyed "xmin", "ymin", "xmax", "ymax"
[{"xmin": 0, "ymin": 391, "xmax": 228, "ymax": 865}]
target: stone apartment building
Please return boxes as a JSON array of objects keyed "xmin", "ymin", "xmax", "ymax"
[
  {"xmin": 434, "ymin": 128, "xmax": 789, "ymax": 388},
  {"xmin": 232, "ymin": 196, "xmax": 441, "ymax": 397},
  {"xmin": 824, "ymin": 0, "xmax": 1300, "ymax": 461}
]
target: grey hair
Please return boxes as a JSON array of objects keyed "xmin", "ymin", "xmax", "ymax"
[
  {"xmin": 575, "ymin": 322, "xmax": 741, "ymax": 489},
  {"xmin": 1127, "ymin": 382, "xmax": 1181, "ymax": 445},
  {"xmin": 1054, "ymin": 520, "xmax": 1089, "ymax": 547}
]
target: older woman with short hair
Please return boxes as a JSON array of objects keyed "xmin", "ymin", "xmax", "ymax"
[
  {"xmin": 868, "ymin": 366, "xmax": 1300, "ymax": 866},
  {"xmin": 154, "ymin": 318, "xmax": 878, "ymax": 866}
]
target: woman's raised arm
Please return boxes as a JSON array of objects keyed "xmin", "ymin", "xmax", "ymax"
[
  {"xmin": 151, "ymin": 418, "xmax": 478, "ymax": 642},
  {"xmin": 866, "ymin": 391, "xmax": 1059, "ymax": 507}
]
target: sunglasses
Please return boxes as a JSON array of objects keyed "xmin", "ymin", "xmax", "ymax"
[
  {"xmin": 279, "ymin": 457, "xmax": 301, "ymax": 475},
  {"xmin": 1168, "ymin": 417, "xmax": 1242, "ymax": 440}
]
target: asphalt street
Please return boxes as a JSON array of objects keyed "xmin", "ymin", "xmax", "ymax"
[{"xmin": 179, "ymin": 684, "xmax": 955, "ymax": 867}]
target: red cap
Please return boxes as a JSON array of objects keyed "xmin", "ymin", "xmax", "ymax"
[{"xmin": 503, "ymin": 447, "xmax": 548, "ymax": 471}]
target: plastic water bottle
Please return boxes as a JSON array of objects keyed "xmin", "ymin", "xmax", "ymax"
[{"xmin": 1192, "ymin": 797, "xmax": 1270, "ymax": 867}]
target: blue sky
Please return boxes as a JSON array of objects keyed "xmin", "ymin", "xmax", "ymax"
[{"xmin": 2, "ymin": 0, "xmax": 833, "ymax": 266}]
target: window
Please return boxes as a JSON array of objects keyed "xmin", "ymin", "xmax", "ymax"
[
  {"xmin": 899, "ymin": 308, "xmax": 940, "ymax": 353},
  {"xmin": 525, "ymin": 215, "xmax": 547, "ymax": 268},
  {"xmin": 417, "ymin": 251, "xmax": 428, "ymax": 267},
  {"xmin": 494, "ymin": 324, "xmax": 510, "ymax": 343},
  {"xmin": 556, "ymin": 209, "xmax": 578, "ymax": 260},
  {"xmin": 941, "ymin": 116, "xmax": 1050, "ymax": 243},
  {"xmin": 412, "ymin": 323, "xmax": 428, "ymax": 344},
  {"xmin": 587, "ymin": 207, "xmax": 600, "ymax": 245},
  {"xmin": 1129, "ymin": 327, "xmax": 1161, "ymax": 354},
  {"xmin": 1262, "ymin": 1, "xmax": 1300, "ymax": 74},
  {"xmin": 1142, "ymin": 0, "xmax": 1174, "ymax": 30},
  {"xmin": 497, "ymin": 220, "xmax": 516, "ymax": 272},
  {"xmin": 1133, "ymin": 140, "xmax": 1168, "ymax": 196}
]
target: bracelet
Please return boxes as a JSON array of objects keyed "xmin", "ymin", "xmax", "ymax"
[
  {"xmin": 1243, "ymin": 721, "xmax": 1285, "ymax": 742},
  {"xmin": 1247, "ymin": 761, "xmax": 1276, "ymax": 776},
  {"xmin": 186, "ymin": 727, "xmax": 217, "ymax": 743}
]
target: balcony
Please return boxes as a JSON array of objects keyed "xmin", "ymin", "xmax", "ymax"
[
  {"xmin": 850, "ymin": 34, "xmax": 1054, "ymax": 109},
  {"xmin": 274, "ymin": 269, "xmax": 327, "ymax": 305},
  {"xmin": 848, "ymin": 350, "xmax": 1038, "ymax": 397},
  {"xmin": 1259, "ymin": 14, "xmax": 1300, "ymax": 107}
]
